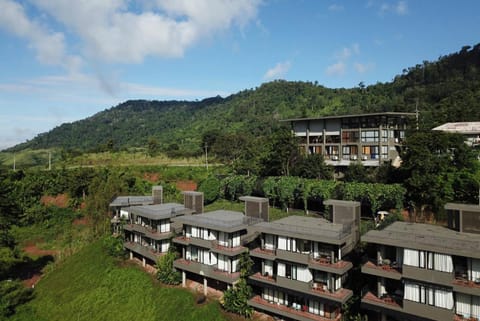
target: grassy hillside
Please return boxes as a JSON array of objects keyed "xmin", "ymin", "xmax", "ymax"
[
  {"xmin": 11, "ymin": 241, "xmax": 230, "ymax": 321},
  {"xmin": 6, "ymin": 44, "xmax": 480, "ymax": 155}
]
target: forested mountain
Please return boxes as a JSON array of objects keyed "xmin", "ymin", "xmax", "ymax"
[{"xmin": 7, "ymin": 43, "xmax": 480, "ymax": 154}]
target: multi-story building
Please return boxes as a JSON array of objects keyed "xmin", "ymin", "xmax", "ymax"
[
  {"xmin": 283, "ymin": 112, "xmax": 415, "ymax": 166},
  {"xmin": 433, "ymin": 122, "xmax": 480, "ymax": 148},
  {"xmin": 247, "ymin": 200, "xmax": 360, "ymax": 321},
  {"xmin": 361, "ymin": 203, "xmax": 480, "ymax": 321},
  {"xmin": 173, "ymin": 209, "xmax": 262, "ymax": 295},
  {"xmin": 110, "ymin": 188, "xmax": 202, "ymax": 268},
  {"xmin": 123, "ymin": 202, "xmax": 193, "ymax": 267}
]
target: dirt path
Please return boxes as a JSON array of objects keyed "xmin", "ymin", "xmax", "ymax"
[{"xmin": 21, "ymin": 244, "xmax": 58, "ymax": 288}]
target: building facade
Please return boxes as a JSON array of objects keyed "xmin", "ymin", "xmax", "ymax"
[
  {"xmin": 173, "ymin": 210, "xmax": 262, "ymax": 295},
  {"xmin": 109, "ymin": 187, "xmax": 200, "ymax": 268},
  {"xmin": 361, "ymin": 203, "xmax": 480, "ymax": 321},
  {"xmin": 283, "ymin": 112, "xmax": 415, "ymax": 166},
  {"xmin": 247, "ymin": 200, "xmax": 360, "ymax": 321}
]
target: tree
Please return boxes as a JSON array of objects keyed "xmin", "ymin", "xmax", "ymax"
[
  {"xmin": 156, "ymin": 244, "xmax": 181, "ymax": 285},
  {"xmin": 198, "ymin": 175, "xmax": 221, "ymax": 204},
  {"xmin": 222, "ymin": 253, "xmax": 253, "ymax": 317},
  {"xmin": 147, "ymin": 137, "xmax": 160, "ymax": 157},
  {"xmin": 293, "ymin": 154, "xmax": 333, "ymax": 179},
  {"xmin": 0, "ymin": 280, "xmax": 33, "ymax": 318},
  {"xmin": 400, "ymin": 131, "xmax": 479, "ymax": 219}
]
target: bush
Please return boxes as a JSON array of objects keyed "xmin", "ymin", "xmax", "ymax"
[
  {"xmin": 102, "ymin": 235, "xmax": 125, "ymax": 258},
  {"xmin": 156, "ymin": 245, "xmax": 181, "ymax": 285},
  {"xmin": 198, "ymin": 176, "xmax": 221, "ymax": 204},
  {"xmin": 0, "ymin": 280, "xmax": 33, "ymax": 318}
]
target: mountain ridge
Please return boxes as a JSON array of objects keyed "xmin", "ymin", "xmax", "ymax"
[{"xmin": 6, "ymin": 43, "xmax": 480, "ymax": 155}]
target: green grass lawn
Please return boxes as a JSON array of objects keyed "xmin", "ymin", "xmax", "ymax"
[{"xmin": 10, "ymin": 241, "xmax": 230, "ymax": 321}]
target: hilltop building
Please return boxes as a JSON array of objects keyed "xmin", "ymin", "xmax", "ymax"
[
  {"xmin": 247, "ymin": 200, "xmax": 360, "ymax": 321},
  {"xmin": 433, "ymin": 122, "xmax": 480, "ymax": 148},
  {"xmin": 361, "ymin": 203, "xmax": 480, "ymax": 321},
  {"xmin": 282, "ymin": 112, "xmax": 415, "ymax": 167}
]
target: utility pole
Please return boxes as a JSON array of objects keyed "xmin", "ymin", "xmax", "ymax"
[
  {"xmin": 48, "ymin": 151, "xmax": 52, "ymax": 170},
  {"xmin": 415, "ymin": 98, "xmax": 419, "ymax": 130},
  {"xmin": 13, "ymin": 154, "xmax": 16, "ymax": 171},
  {"xmin": 204, "ymin": 143, "xmax": 208, "ymax": 171}
]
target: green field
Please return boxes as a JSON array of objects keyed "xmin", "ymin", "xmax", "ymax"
[{"xmin": 11, "ymin": 241, "xmax": 232, "ymax": 321}]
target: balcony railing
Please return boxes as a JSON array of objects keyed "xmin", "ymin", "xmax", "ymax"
[{"xmin": 248, "ymin": 295, "xmax": 342, "ymax": 321}]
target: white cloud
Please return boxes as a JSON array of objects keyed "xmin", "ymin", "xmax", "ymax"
[
  {"xmin": 0, "ymin": 0, "xmax": 82, "ymax": 71},
  {"xmin": 328, "ymin": 4, "xmax": 344, "ymax": 11},
  {"xmin": 395, "ymin": 1, "xmax": 408, "ymax": 15},
  {"xmin": 354, "ymin": 62, "xmax": 375, "ymax": 73},
  {"xmin": 326, "ymin": 62, "xmax": 346, "ymax": 76},
  {"xmin": 25, "ymin": 0, "xmax": 261, "ymax": 63},
  {"xmin": 379, "ymin": 1, "xmax": 408, "ymax": 16},
  {"xmin": 264, "ymin": 61, "xmax": 291, "ymax": 80},
  {"xmin": 334, "ymin": 43, "xmax": 360, "ymax": 60}
]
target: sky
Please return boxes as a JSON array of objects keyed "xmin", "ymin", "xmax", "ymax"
[{"xmin": 0, "ymin": 0, "xmax": 479, "ymax": 150}]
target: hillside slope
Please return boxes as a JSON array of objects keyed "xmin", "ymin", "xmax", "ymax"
[
  {"xmin": 8, "ymin": 43, "xmax": 480, "ymax": 154},
  {"xmin": 11, "ymin": 241, "xmax": 229, "ymax": 321}
]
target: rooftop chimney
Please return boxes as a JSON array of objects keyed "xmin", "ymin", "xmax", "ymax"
[
  {"xmin": 239, "ymin": 196, "xmax": 269, "ymax": 222},
  {"xmin": 152, "ymin": 186, "xmax": 163, "ymax": 205},
  {"xmin": 182, "ymin": 191, "xmax": 204, "ymax": 214}
]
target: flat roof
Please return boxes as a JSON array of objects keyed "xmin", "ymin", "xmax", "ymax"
[
  {"xmin": 173, "ymin": 210, "xmax": 262, "ymax": 232},
  {"xmin": 239, "ymin": 196, "xmax": 268, "ymax": 203},
  {"xmin": 252, "ymin": 216, "xmax": 351, "ymax": 245},
  {"xmin": 109, "ymin": 195, "xmax": 153, "ymax": 207},
  {"xmin": 433, "ymin": 122, "xmax": 480, "ymax": 134},
  {"xmin": 445, "ymin": 202, "xmax": 480, "ymax": 212},
  {"xmin": 126, "ymin": 203, "xmax": 187, "ymax": 220},
  {"xmin": 362, "ymin": 221, "xmax": 480, "ymax": 259},
  {"xmin": 324, "ymin": 199, "xmax": 361, "ymax": 207},
  {"xmin": 281, "ymin": 112, "xmax": 416, "ymax": 122}
]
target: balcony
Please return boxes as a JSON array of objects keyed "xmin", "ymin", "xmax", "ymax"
[
  {"xmin": 452, "ymin": 275, "xmax": 480, "ymax": 296},
  {"xmin": 277, "ymin": 249, "xmax": 310, "ymax": 265},
  {"xmin": 248, "ymin": 295, "xmax": 342, "ymax": 321},
  {"xmin": 309, "ymin": 257, "xmax": 353, "ymax": 274},
  {"xmin": 361, "ymin": 260, "xmax": 402, "ymax": 280},
  {"xmin": 402, "ymin": 265, "xmax": 453, "ymax": 287},
  {"xmin": 124, "ymin": 224, "xmax": 172, "ymax": 240},
  {"xmin": 402, "ymin": 299, "xmax": 454, "ymax": 321},
  {"xmin": 250, "ymin": 273, "xmax": 352, "ymax": 304},
  {"xmin": 211, "ymin": 241, "xmax": 248, "ymax": 256},
  {"xmin": 454, "ymin": 314, "xmax": 479, "ymax": 321},
  {"xmin": 173, "ymin": 258, "xmax": 240, "ymax": 284},
  {"xmin": 124, "ymin": 241, "xmax": 164, "ymax": 262},
  {"xmin": 250, "ymin": 247, "xmax": 276, "ymax": 260},
  {"xmin": 361, "ymin": 291, "xmax": 403, "ymax": 313}
]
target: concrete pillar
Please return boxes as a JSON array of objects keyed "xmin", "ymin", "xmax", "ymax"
[
  {"xmin": 142, "ymin": 257, "xmax": 146, "ymax": 267},
  {"xmin": 380, "ymin": 312, "xmax": 387, "ymax": 321},
  {"xmin": 203, "ymin": 278, "xmax": 208, "ymax": 296},
  {"xmin": 182, "ymin": 271, "xmax": 186, "ymax": 287},
  {"xmin": 377, "ymin": 277, "xmax": 384, "ymax": 297},
  {"xmin": 261, "ymin": 260, "xmax": 265, "ymax": 275},
  {"xmin": 129, "ymin": 251, "xmax": 133, "ymax": 260}
]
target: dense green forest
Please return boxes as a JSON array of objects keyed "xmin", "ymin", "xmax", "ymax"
[{"xmin": 6, "ymin": 44, "xmax": 480, "ymax": 156}]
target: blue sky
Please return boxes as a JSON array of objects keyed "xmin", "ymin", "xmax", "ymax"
[{"xmin": 0, "ymin": 0, "xmax": 479, "ymax": 150}]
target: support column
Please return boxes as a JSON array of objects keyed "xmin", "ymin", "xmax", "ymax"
[
  {"xmin": 129, "ymin": 251, "xmax": 133, "ymax": 260},
  {"xmin": 142, "ymin": 257, "xmax": 146, "ymax": 267},
  {"xmin": 182, "ymin": 271, "xmax": 186, "ymax": 287},
  {"xmin": 203, "ymin": 277, "xmax": 208, "ymax": 296},
  {"xmin": 380, "ymin": 312, "xmax": 387, "ymax": 321}
]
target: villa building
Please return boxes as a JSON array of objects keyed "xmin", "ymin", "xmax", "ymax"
[
  {"xmin": 433, "ymin": 122, "xmax": 480, "ymax": 148},
  {"xmin": 247, "ymin": 200, "xmax": 360, "ymax": 321},
  {"xmin": 109, "ymin": 188, "xmax": 202, "ymax": 268},
  {"xmin": 172, "ymin": 208, "xmax": 263, "ymax": 295},
  {"xmin": 360, "ymin": 203, "xmax": 480, "ymax": 321},
  {"xmin": 283, "ymin": 112, "xmax": 415, "ymax": 167}
]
